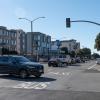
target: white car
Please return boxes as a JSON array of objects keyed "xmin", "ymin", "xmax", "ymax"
[
  {"xmin": 58, "ymin": 55, "xmax": 72, "ymax": 65},
  {"xmin": 96, "ymin": 58, "xmax": 100, "ymax": 64}
]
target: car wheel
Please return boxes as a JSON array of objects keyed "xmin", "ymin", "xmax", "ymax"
[
  {"xmin": 53, "ymin": 63, "xmax": 57, "ymax": 67},
  {"xmin": 58, "ymin": 62, "xmax": 62, "ymax": 67},
  {"xmin": 48, "ymin": 64, "xmax": 51, "ymax": 67},
  {"xmin": 62, "ymin": 63, "xmax": 66, "ymax": 67},
  {"xmin": 19, "ymin": 70, "xmax": 28, "ymax": 78}
]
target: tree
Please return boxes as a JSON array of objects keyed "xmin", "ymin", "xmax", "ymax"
[
  {"xmin": 60, "ymin": 47, "xmax": 68, "ymax": 55},
  {"xmin": 82, "ymin": 48, "xmax": 91, "ymax": 58},
  {"xmin": 95, "ymin": 33, "xmax": 100, "ymax": 51},
  {"xmin": 76, "ymin": 48, "xmax": 91, "ymax": 58},
  {"xmin": 69, "ymin": 51, "xmax": 76, "ymax": 57},
  {"xmin": 1, "ymin": 47, "xmax": 18, "ymax": 55},
  {"xmin": 2, "ymin": 47, "xmax": 9, "ymax": 55},
  {"xmin": 92, "ymin": 53, "xmax": 100, "ymax": 59},
  {"xmin": 76, "ymin": 49, "xmax": 84, "ymax": 58},
  {"xmin": 9, "ymin": 51, "xmax": 18, "ymax": 55}
]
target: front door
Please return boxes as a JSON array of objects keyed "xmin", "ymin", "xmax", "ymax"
[{"xmin": 0, "ymin": 57, "xmax": 10, "ymax": 74}]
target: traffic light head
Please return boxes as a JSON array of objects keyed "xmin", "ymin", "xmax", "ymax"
[{"xmin": 66, "ymin": 18, "xmax": 71, "ymax": 28}]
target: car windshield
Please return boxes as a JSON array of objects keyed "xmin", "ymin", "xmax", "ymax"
[{"xmin": 14, "ymin": 56, "xmax": 31, "ymax": 63}]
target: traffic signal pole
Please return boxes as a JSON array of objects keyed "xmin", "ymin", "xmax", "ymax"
[
  {"xmin": 66, "ymin": 18, "xmax": 100, "ymax": 28},
  {"xmin": 71, "ymin": 20, "xmax": 100, "ymax": 26}
]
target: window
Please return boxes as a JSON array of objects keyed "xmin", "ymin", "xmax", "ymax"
[
  {"xmin": 0, "ymin": 39, "xmax": 2, "ymax": 43},
  {"xmin": 34, "ymin": 35, "xmax": 38, "ymax": 40},
  {"xmin": 6, "ymin": 40, "xmax": 8, "ymax": 44},
  {"xmin": 38, "ymin": 35, "xmax": 40, "ymax": 40},
  {"xmin": 0, "ymin": 57, "xmax": 9, "ymax": 63},
  {"xmin": 0, "ymin": 30, "xmax": 2, "ymax": 35}
]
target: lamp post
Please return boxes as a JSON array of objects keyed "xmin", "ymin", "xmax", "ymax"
[
  {"xmin": 19, "ymin": 16, "xmax": 45, "ymax": 61},
  {"xmin": 19, "ymin": 17, "xmax": 45, "ymax": 32}
]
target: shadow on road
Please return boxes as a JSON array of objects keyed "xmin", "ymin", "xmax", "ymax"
[
  {"xmin": 0, "ymin": 75, "xmax": 56, "ymax": 82},
  {"xmin": 70, "ymin": 64, "xmax": 81, "ymax": 67},
  {"xmin": 83, "ymin": 69, "xmax": 100, "ymax": 73}
]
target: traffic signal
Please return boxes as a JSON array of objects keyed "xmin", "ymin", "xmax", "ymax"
[{"xmin": 66, "ymin": 18, "xmax": 71, "ymax": 28}]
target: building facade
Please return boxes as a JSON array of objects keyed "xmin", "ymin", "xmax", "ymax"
[
  {"xmin": 51, "ymin": 39, "xmax": 80, "ymax": 57},
  {"xmin": 26, "ymin": 32, "xmax": 51, "ymax": 57},
  {"xmin": 60, "ymin": 39, "xmax": 80, "ymax": 52},
  {"xmin": 0, "ymin": 26, "xmax": 26, "ymax": 55},
  {"xmin": 16, "ymin": 30, "xmax": 26, "ymax": 54}
]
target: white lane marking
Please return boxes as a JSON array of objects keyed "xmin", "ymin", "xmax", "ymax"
[
  {"xmin": 62, "ymin": 72, "xmax": 65, "ymax": 75},
  {"xmin": 13, "ymin": 82, "xmax": 50, "ymax": 89},
  {"xmin": 13, "ymin": 82, "xmax": 36, "ymax": 89},
  {"xmin": 87, "ymin": 64, "xmax": 96, "ymax": 70},
  {"xmin": 49, "ymin": 72, "xmax": 59, "ymax": 75},
  {"xmin": 34, "ymin": 82, "xmax": 50, "ymax": 89},
  {"xmin": 48, "ymin": 69, "xmax": 53, "ymax": 72},
  {"xmin": 66, "ymin": 72, "xmax": 71, "ymax": 76},
  {"xmin": 48, "ymin": 71, "xmax": 71, "ymax": 76}
]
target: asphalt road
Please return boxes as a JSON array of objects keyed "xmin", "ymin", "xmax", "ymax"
[{"xmin": 0, "ymin": 60, "xmax": 100, "ymax": 100}]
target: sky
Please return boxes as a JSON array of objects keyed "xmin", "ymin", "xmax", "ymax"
[{"xmin": 0, "ymin": 0, "xmax": 100, "ymax": 54}]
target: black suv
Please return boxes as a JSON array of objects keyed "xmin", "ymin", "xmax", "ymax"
[{"xmin": 0, "ymin": 55, "xmax": 44, "ymax": 78}]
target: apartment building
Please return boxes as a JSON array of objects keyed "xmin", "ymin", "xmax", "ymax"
[
  {"xmin": 0, "ymin": 26, "xmax": 26, "ymax": 54},
  {"xmin": 16, "ymin": 30, "xmax": 26, "ymax": 54},
  {"xmin": 26, "ymin": 32, "xmax": 51, "ymax": 57},
  {"xmin": 51, "ymin": 39, "xmax": 80, "ymax": 55},
  {"xmin": 60, "ymin": 39, "xmax": 80, "ymax": 52}
]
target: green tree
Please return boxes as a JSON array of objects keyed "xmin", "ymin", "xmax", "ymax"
[
  {"xmin": 95, "ymin": 33, "xmax": 100, "ymax": 51},
  {"xmin": 76, "ymin": 48, "xmax": 91, "ymax": 58},
  {"xmin": 2, "ymin": 47, "xmax": 9, "ymax": 55},
  {"xmin": 1, "ymin": 47, "xmax": 18, "ymax": 55},
  {"xmin": 82, "ymin": 48, "xmax": 91, "ymax": 58},
  {"xmin": 60, "ymin": 47, "xmax": 68, "ymax": 55},
  {"xmin": 9, "ymin": 51, "xmax": 18, "ymax": 55},
  {"xmin": 69, "ymin": 51, "xmax": 76, "ymax": 57},
  {"xmin": 92, "ymin": 53, "xmax": 100, "ymax": 59},
  {"xmin": 76, "ymin": 49, "xmax": 84, "ymax": 57}
]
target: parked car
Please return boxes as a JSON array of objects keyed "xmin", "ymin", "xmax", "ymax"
[
  {"xmin": 58, "ymin": 57, "xmax": 71, "ymax": 65},
  {"xmin": 48, "ymin": 58, "xmax": 66, "ymax": 67},
  {"xmin": 71, "ymin": 58, "xmax": 76, "ymax": 64},
  {"xmin": 48, "ymin": 55, "xmax": 72, "ymax": 67},
  {"xmin": 81, "ymin": 58, "xmax": 85, "ymax": 63},
  {"xmin": 48, "ymin": 58, "xmax": 60, "ymax": 67},
  {"xmin": 0, "ymin": 55, "xmax": 44, "ymax": 78},
  {"xmin": 96, "ymin": 58, "xmax": 100, "ymax": 64},
  {"xmin": 75, "ymin": 57, "xmax": 81, "ymax": 63}
]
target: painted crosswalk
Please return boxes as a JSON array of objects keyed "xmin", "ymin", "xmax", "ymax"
[{"xmin": 13, "ymin": 82, "xmax": 50, "ymax": 89}]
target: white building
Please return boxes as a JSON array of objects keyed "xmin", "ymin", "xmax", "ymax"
[
  {"xmin": 60, "ymin": 39, "xmax": 80, "ymax": 52},
  {"xmin": 51, "ymin": 39, "xmax": 80, "ymax": 54}
]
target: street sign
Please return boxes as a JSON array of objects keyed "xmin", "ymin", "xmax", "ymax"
[{"xmin": 56, "ymin": 40, "xmax": 61, "ymax": 46}]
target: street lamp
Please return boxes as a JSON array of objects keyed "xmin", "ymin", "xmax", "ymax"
[
  {"xmin": 19, "ymin": 17, "xmax": 45, "ymax": 61},
  {"xmin": 19, "ymin": 17, "xmax": 45, "ymax": 32}
]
